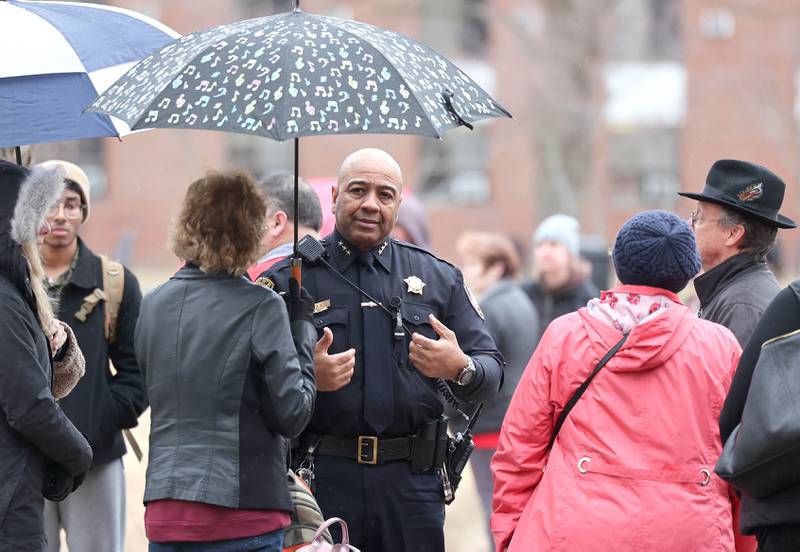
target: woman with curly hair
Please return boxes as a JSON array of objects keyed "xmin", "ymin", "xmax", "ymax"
[{"xmin": 135, "ymin": 170, "xmax": 317, "ymax": 552}]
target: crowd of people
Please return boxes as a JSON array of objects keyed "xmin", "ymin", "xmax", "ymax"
[{"xmin": 1, "ymin": 148, "xmax": 799, "ymax": 552}]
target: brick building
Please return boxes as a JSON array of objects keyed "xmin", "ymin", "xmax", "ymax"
[{"xmin": 35, "ymin": 0, "xmax": 800, "ymax": 279}]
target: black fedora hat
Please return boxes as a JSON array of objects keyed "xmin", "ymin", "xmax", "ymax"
[{"xmin": 678, "ymin": 159, "xmax": 796, "ymax": 229}]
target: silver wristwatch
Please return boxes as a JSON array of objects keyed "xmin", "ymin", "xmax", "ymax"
[{"xmin": 454, "ymin": 356, "xmax": 476, "ymax": 386}]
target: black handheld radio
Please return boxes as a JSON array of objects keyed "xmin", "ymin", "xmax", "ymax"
[{"xmin": 443, "ymin": 403, "xmax": 483, "ymax": 504}]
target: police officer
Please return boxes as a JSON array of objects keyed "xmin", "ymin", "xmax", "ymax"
[{"xmin": 264, "ymin": 148, "xmax": 503, "ymax": 551}]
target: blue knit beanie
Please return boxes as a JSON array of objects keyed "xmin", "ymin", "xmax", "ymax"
[{"xmin": 613, "ymin": 210, "xmax": 701, "ymax": 293}]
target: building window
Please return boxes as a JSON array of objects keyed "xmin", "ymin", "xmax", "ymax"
[
  {"xmin": 420, "ymin": 0, "xmax": 488, "ymax": 59},
  {"xmin": 608, "ymin": 0, "xmax": 682, "ymax": 62},
  {"xmin": 604, "ymin": 62, "xmax": 683, "ymax": 209},
  {"xmin": 608, "ymin": 128, "xmax": 679, "ymax": 209},
  {"xmin": 461, "ymin": 0, "xmax": 488, "ymax": 58},
  {"xmin": 604, "ymin": 63, "xmax": 686, "ymax": 129},
  {"xmin": 699, "ymin": 8, "xmax": 736, "ymax": 40},
  {"xmin": 227, "ymin": 133, "xmax": 292, "ymax": 181},
  {"xmin": 417, "ymin": 127, "xmax": 490, "ymax": 205}
]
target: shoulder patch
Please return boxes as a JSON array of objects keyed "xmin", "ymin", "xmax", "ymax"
[
  {"xmin": 255, "ymin": 277, "xmax": 275, "ymax": 290},
  {"xmin": 464, "ymin": 284, "xmax": 484, "ymax": 320}
]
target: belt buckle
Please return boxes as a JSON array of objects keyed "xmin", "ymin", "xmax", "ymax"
[{"xmin": 357, "ymin": 436, "xmax": 378, "ymax": 465}]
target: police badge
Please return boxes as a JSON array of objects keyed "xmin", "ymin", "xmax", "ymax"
[{"xmin": 404, "ymin": 275, "xmax": 426, "ymax": 295}]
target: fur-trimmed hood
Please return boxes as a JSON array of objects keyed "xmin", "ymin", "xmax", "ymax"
[
  {"xmin": 0, "ymin": 160, "xmax": 65, "ymax": 301},
  {"xmin": 11, "ymin": 164, "xmax": 66, "ymax": 246}
]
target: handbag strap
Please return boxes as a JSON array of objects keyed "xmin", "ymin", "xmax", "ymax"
[
  {"xmin": 313, "ymin": 517, "xmax": 349, "ymax": 543},
  {"xmin": 546, "ymin": 333, "xmax": 629, "ymax": 452}
]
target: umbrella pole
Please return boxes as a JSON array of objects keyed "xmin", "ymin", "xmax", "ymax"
[
  {"xmin": 14, "ymin": 146, "xmax": 22, "ymax": 165},
  {"xmin": 291, "ymin": 137, "xmax": 301, "ymax": 287}
]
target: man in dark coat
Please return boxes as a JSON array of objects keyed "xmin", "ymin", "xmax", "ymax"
[
  {"xmin": 680, "ymin": 159, "xmax": 796, "ymax": 550},
  {"xmin": 456, "ymin": 231, "xmax": 538, "ymax": 544},
  {"xmin": 0, "ymin": 161, "xmax": 93, "ymax": 551},
  {"xmin": 38, "ymin": 160, "xmax": 145, "ymax": 552},
  {"xmin": 521, "ymin": 214, "xmax": 598, "ymax": 338}
]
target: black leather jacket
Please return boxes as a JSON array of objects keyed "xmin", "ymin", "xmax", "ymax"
[{"xmin": 135, "ymin": 265, "xmax": 316, "ymax": 511}]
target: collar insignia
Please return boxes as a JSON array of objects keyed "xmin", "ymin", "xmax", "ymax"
[
  {"xmin": 404, "ymin": 275, "xmax": 426, "ymax": 295},
  {"xmin": 338, "ymin": 241, "xmax": 352, "ymax": 256},
  {"xmin": 738, "ymin": 182, "xmax": 763, "ymax": 202},
  {"xmin": 314, "ymin": 299, "xmax": 331, "ymax": 314},
  {"xmin": 378, "ymin": 241, "xmax": 389, "ymax": 255}
]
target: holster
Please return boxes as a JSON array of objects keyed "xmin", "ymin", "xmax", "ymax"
[{"xmin": 410, "ymin": 416, "xmax": 449, "ymax": 474}]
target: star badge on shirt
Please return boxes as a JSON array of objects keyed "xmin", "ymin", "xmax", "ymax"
[{"xmin": 404, "ymin": 275, "xmax": 426, "ymax": 295}]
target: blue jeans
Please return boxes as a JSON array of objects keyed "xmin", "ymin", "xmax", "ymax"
[{"xmin": 148, "ymin": 528, "xmax": 284, "ymax": 552}]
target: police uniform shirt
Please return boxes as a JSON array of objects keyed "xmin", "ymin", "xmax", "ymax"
[{"xmin": 264, "ymin": 230, "xmax": 503, "ymax": 438}]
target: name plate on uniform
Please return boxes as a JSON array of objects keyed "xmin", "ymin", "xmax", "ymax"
[{"xmin": 314, "ymin": 299, "xmax": 331, "ymax": 314}]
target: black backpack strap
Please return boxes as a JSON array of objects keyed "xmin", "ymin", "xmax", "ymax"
[{"xmin": 546, "ymin": 333, "xmax": 629, "ymax": 452}]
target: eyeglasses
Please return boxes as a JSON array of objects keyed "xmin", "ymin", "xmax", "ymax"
[
  {"xmin": 687, "ymin": 209, "xmax": 721, "ymax": 229},
  {"xmin": 47, "ymin": 200, "xmax": 85, "ymax": 220}
]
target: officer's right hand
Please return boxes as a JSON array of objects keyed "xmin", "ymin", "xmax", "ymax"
[{"xmin": 314, "ymin": 327, "xmax": 355, "ymax": 392}]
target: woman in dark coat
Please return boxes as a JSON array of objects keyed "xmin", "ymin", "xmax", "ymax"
[
  {"xmin": 456, "ymin": 230, "xmax": 539, "ymax": 543},
  {"xmin": 720, "ymin": 281, "xmax": 800, "ymax": 551},
  {"xmin": 0, "ymin": 161, "xmax": 93, "ymax": 551},
  {"xmin": 136, "ymin": 171, "xmax": 317, "ymax": 552}
]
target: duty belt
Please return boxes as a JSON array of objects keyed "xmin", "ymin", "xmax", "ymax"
[
  {"xmin": 314, "ymin": 434, "xmax": 415, "ymax": 465},
  {"xmin": 301, "ymin": 419, "xmax": 449, "ymax": 473}
]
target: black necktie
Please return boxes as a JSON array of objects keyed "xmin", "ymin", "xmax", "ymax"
[{"xmin": 358, "ymin": 252, "xmax": 394, "ymax": 434}]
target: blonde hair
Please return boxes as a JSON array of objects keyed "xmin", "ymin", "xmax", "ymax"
[
  {"xmin": 171, "ymin": 170, "xmax": 267, "ymax": 276},
  {"xmin": 21, "ymin": 242, "xmax": 57, "ymax": 334}
]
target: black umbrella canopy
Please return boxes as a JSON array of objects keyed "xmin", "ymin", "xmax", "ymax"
[{"xmin": 88, "ymin": 6, "xmax": 511, "ymax": 140}]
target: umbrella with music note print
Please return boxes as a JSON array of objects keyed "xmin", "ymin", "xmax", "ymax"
[{"xmin": 87, "ymin": 0, "xmax": 511, "ymax": 266}]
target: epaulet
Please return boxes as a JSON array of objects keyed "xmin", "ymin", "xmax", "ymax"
[
  {"xmin": 391, "ymin": 238, "xmax": 458, "ymax": 270},
  {"xmin": 266, "ymin": 257, "xmax": 291, "ymax": 275}
]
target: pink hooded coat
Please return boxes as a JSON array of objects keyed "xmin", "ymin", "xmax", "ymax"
[{"xmin": 491, "ymin": 286, "xmax": 750, "ymax": 552}]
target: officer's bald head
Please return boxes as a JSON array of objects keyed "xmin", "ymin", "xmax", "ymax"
[
  {"xmin": 333, "ymin": 148, "xmax": 404, "ymax": 251},
  {"xmin": 337, "ymin": 148, "xmax": 403, "ymax": 191}
]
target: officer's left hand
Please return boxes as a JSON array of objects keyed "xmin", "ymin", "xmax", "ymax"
[{"xmin": 409, "ymin": 314, "xmax": 468, "ymax": 381}]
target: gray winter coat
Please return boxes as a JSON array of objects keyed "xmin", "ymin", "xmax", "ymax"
[
  {"xmin": 473, "ymin": 280, "xmax": 539, "ymax": 435},
  {"xmin": 135, "ymin": 265, "xmax": 316, "ymax": 511},
  {"xmin": 694, "ymin": 252, "xmax": 780, "ymax": 346}
]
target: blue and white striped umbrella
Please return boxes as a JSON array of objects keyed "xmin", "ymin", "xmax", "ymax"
[{"xmin": 0, "ymin": 0, "xmax": 179, "ymax": 148}]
